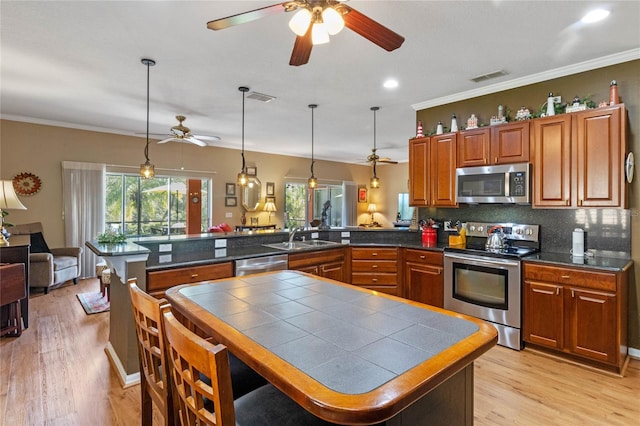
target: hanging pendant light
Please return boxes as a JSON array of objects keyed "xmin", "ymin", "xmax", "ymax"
[
  {"xmin": 308, "ymin": 104, "xmax": 318, "ymax": 189},
  {"xmin": 140, "ymin": 58, "xmax": 156, "ymax": 179},
  {"xmin": 370, "ymin": 106, "xmax": 381, "ymax": 189},
  {"xmin": 237, "ymin": 86, "xmax": 249, "ymax": 186}
]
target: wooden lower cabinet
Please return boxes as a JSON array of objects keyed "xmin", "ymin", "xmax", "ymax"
[
  {"xmin": 146, "ymin": 262, "xmax": 233, "ymax": 298},
  {"xmin": 403, "ymin": 249, "xmax": 444, "ymax": 308},
  {"xmin": 350, "ymin": 247, "xmax": 399, "ymax": 295},
  {"xmin": 522, "ymin": 262, "xmax": 629, "ymax": 374},
  {"xmin": 288, "ymin": 248, "xmax": 347, "ymax": 282}
]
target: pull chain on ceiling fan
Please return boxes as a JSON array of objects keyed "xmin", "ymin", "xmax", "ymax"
[{"xmin": 207, "ymin": 1, "xmax": 405, "ymax": 66}]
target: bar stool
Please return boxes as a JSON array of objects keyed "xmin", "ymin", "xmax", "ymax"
[{"xmin": 95, "ymin": 262, "xmax": 111, "ymax": 301}]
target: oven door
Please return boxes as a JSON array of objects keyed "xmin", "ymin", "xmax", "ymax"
[{"xmin": 443, "ymin": 252, "xmax": 521, "ymax": 329}]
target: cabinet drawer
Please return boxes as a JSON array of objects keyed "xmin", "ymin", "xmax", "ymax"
[
  {"xmin": 351, "ymin": 273, "xmax": 397, "ymax": 286},
  {"xmin": 147, "ymin": 262, "xmax": 233, "ymax": 292},
  {"xmin": 288, "ymin": 248, "xmax": 345, "ymax": 269},
  {"xmin": 523, "ymin": 263, "xmax": 616, "ymax": 291},
  {"xmin": 404, "ymin": 249, "xmax": 443, "ymax": 266},
  {"xmin": 351, "ymin": 247, "xmax": 398, "ymax": 260},
  {"xmin": 351, "ymin": 259, "xmax": 397, "ymax": 273}
]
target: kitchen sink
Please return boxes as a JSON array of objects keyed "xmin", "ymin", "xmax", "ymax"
[{"xmin": 262, "ymin": 240, "xmax": 339, "ymax": 251}]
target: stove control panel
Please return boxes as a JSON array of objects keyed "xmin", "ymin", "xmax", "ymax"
[{"xmin": 466, "ymin": 222, "xmax": 539, "ymax": 242}]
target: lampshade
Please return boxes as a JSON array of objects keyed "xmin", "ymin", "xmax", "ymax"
[
  {"xmin": 322, "ymin": 7, "xmax": 344, "ymax": 35},
  {"xmin": 289, "ymin": 8, "xmax": 311, "ymax": 36},
  {"xmin": 140, "ymin": 58, "xmax": 156, "ymax": 179},
  {"xmin": 264, "ymin": 201, "xmax": 277, "ymax": 213},
  {"xmin": 367, "ymin": 203, "xmax": 377, "ymax": 213},
  {"xmin": 0, "ymin": 180, "xmax": 27, "ymax": 210}
]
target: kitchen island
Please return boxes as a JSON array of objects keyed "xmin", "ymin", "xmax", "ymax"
[{"xmin": 166, "ymin": 270, "xmax": 498, "ymax": 425}]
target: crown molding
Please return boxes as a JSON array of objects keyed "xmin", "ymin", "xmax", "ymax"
[{"xmin": 412, "ymin": 48, "xmax": 640, "ymax": 111}]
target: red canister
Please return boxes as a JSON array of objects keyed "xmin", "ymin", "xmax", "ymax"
[{"xmin": 422, "ymin": 227, "xmax": 437, "ymax": 246}]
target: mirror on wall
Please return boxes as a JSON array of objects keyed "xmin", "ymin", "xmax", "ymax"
[{"xmin": 242, "ymin": 177, "xmax": 261, "ymax": 211}]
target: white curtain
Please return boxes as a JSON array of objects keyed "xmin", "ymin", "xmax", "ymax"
[{"xmin": 62, "ymin": 161, "xmax": 106, "ymax": 278}]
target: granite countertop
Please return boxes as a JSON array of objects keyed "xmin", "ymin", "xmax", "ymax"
[{"xmin": 524, "ymin": 251, "xmax": 632, "ymax": 271}]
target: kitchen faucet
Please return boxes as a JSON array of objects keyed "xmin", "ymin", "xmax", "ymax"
[{"xmin": 289, "ymin": 227, "xmax": 300, "ymax": 242}]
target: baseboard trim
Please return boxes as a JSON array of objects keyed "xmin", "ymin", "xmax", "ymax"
[
  {"xmin": 629, "ymin": 347, "xmax": 640, "ymax": 360},
  {"xmin": 104, "ymin": 342, "xmax": 140, "ymax": 388}
]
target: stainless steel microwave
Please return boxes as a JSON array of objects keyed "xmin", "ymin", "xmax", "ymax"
[{"xmin": 455, "ymin": 163, "xmax": 530, "ymax": 204}]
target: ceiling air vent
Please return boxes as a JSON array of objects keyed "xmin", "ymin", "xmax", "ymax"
[
  {"xmin": 247, "ymin": 91, "xmax": 276, "ymax": 103},
  {"xmin": 470, "ymin": 70, "xmax": 508, "ymax": 83}
]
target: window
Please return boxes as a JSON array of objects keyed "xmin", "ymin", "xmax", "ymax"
[
  {"xmin": 284, "ymin": 181, "xmax": 355, "ymax": 229},
  {"xmin": 105, "ymin": 173, "xmax": 210, "ymax": 236}
]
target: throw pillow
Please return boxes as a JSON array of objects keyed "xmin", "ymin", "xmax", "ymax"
[{"xmin": 30, "ymin": 232, "xmax": 51, "ymax": 253}]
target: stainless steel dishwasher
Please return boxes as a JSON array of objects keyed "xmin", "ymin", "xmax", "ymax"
[{"xmin": 234, "ymin": 254, "xmax": 288, "ymax": 276}]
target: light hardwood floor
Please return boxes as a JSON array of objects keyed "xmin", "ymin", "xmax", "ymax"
[{"xmin": 1, "ymin": 278, "xmax": 639, "ymax": 425}]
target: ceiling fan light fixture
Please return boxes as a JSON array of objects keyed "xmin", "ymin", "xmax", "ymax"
[
  {"xmin": 322, "ymin": 6, "xmax": 344, "ymax": 35},
  {"xmin": 311, "ymin": 22, "xmax": 330, "ymax": 45},
  {"xmin": 140, "ymin": 58, "xmax": 156, "ymax": 179},
  {"xmin": 289, "ymin": 8, "xmax": 312, "ymax": 36}
]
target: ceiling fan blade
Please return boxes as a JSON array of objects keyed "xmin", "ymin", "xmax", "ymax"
[
  {"xmin": 207, "ymin": 3, "xmax": 287, "ymax": 31},
  {"xmin": 289, "ymin": 22, "xmax": 313, "ymax": 66},
  {"xmin": 184, "ymin": 137, "xmax": 207, "ymax": 147},
  {"xmin": 157, "ymin": 137, "xmax": 177, "ymax": 144},
  {"xmin": 194, "ymin": 134, "xmax": 222, "ymax": 142},
  {"xmin": 379, "ymin": 158, "xmax": 398, "ymax": 164},
  {"xmin": 341, "ymin": 6, "xmax": 405, "ymax": 51}
]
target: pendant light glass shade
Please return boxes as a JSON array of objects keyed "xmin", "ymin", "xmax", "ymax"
[
  {"xmin": 140, "ymin": 58, "xmax": 156, "ymax": 179},
  {"xmin": 311, "ymin": 22, "xmax": 330, "ymax": 45},
  {"xmin": 370, "ymin": 106, "xmax": 380, "ymax": 188},
  {"xmin": 308, "ymin": 104, "xmax": 318, "ymax": 189},
  {"xmin": 238, "ymin": 86, "xmax": 249, "ymax": 186},
  {"xmin": 289, "ymin": 8, "xmax": 311, "ymax": 36}
]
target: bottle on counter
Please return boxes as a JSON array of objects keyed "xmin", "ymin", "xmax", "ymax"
[
  {"xmin": 436, "ymin": 121, "xmax": 444, "ymax": 135},
  {"xmin": 546, "ymin": 92, "xmax": 556, "ymax": 116},
  {"xmin": 610, "ymin": 80, "xmax": 619, "ymax": 105},
  {"xmin": 450, "ymin": 114, "xmax": 458, "ymax": 132}
]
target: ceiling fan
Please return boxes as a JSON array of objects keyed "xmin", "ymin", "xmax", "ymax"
[
  {"xmin": 367, "ymin": 148, "xmax": 398, "ymax": 165},
  {"xmin": 156, "ymin": 115, "xmax": 222, "ymax": 147},
  {"xmin": 207, "ymin": 0, "xmax": 405, "ymax": 66}
]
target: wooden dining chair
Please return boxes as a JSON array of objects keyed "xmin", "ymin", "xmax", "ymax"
[
  {"xmin": 128, "ymin": 279, "xmax": 176, "ymax": 426},
  {"xmin": 162, "ymin": 309, "xmax": 340, "ymax": 426}
]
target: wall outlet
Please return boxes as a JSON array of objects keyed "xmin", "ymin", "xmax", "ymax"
[{"xmin": 552, "ymin": 96, "xmax": 562, "ymax": 104}]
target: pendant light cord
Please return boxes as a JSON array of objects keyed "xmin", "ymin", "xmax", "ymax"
[
  {"xmin": 241, "ymin": 87, "xmax": 247, "ymax": 172},
  {"xmin": 144, "ymin": 61, "xmax": 150, "ymax": 162},
  {"xmin": 372, "ymin": 106, "xmax": 379, "ymax": 178},
  {"xmin": 310, "ymin": 104, "xmax": 316, "ymax": 176}
]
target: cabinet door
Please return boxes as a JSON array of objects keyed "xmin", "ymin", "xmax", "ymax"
[
  {"xmin": 574, "ymin": 106, "xmax": 623, "ymax": 208},
  {"xmin": 405, "ymin": 262, "xmax": 443, "ymax": 308},
  {"xmin": 457, "ymin": 128, "xmax": 490, "ymax": 167},
  {"xmin": 567, "ymin": 287, "xmax": 617, "ymax": 364},
  {"xmin": 523, "ymin": 280, "xmax": 564, "ymax": 349},
  {"xmin": 491, "ymin": 121, "xmax": 530, "ymax": 164},
  {"xmin": 320, "ymin": 261, "xmax": 345, "ymax": 282},
  {"xmin": 430, "ymin": 133, "xmax": 457, "ymax": 207},
  {"xmin": 409, "ymin": 137, "xmax": 430, "ymax": 206},
  {"xmin": 532, "ymin": 115, "xmax": 572, "ymax": 207}
]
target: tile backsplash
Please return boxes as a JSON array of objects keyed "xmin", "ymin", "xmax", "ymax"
[{"xmin": 421, "ymin": 205, "xmax": 631, "ymax": 255}]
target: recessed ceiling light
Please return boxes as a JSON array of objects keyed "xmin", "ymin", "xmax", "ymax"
[
  {"xmin": 383, "ymin": 79, "xmax": 398, "ymax": 89},
  {"xmin": 581, "ymin": 9, "xmax": 610, "ymax": 24}
]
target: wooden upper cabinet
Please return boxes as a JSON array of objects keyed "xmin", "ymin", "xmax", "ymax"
[
  {"xmin": 574, "ymin": 105, "xmax": 624, "ymax": 208},
  {"xmin": 532, "ymin": 115, "xmax": 572, "ymax": 207},
  {"xmin": 532, "ymin": 104, "xmax": 627, "ymax": 209},
  {"xmin": 491, "ymin": 121, "xmax": 530, "ymax": 164},
  {"xmin": 409, "ymin": 137, "xmax": 430, "ymax": 206},
  {"xmin": 457, "ymin": 128, "xmax": 490, "ymax": 167},
  {"xmin": 430, "ymin": 133, "xmax": 458, "ymax": 207},
  {"xmin": 457, "ymin": 122, "xmax": 529, "ymax": 168}
]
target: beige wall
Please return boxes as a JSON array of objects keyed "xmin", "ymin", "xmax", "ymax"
[{"xmin": 1, "ymin": 120, "xmax": 409, "ymax": 246}]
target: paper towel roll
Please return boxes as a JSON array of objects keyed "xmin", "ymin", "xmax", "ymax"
[{"xmin": 572, "ymin": 228, "xmax": 584, "ymax": 257}]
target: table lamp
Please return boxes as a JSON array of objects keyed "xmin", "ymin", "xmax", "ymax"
[
  {"xmin": 264, "ymin": 201, "xmax": 277, "ymax": 224},
  {"xmin": 0, "ymin": 180, "xmax": 27, "ymax": 245},
  {"xmin": 367, "ymin": 203, "xmax": 377, "ymax": 224}
]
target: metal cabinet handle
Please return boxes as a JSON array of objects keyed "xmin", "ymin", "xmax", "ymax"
[
  {"xmin": 372, "ymin": 264, "xmax": 378, "ymax": 269},
  {"xmin": 556, "ymin": 287, "xmax": 560, "ymax": 295},
  {"xmin": 191, "ymin": 274, "xmax": 199, "ymax": 279},
  {"xmin": 372, "ymin": 253, "xmax": 378, "ymax": 256},
  {"xmin": 371, "ymin": 278, "xmax": 378, "ymax": 283},
  {"xmin": 561, "ymin": 275, "xmax": 570, "ymax": 279},
  {"xmin": 419, "ymin": 255, "xmax": 426, "ymax": 259}
]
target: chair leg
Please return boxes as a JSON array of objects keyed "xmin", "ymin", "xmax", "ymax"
[
  {"xmin": 141, "ymin": 380, "xmax": 153, "ymax": 426},
  {"xmin": 73, "ymin": 278, "xmax": 78, "ymax": 285},
  {"xmin": 44, "ymin": 287, "xmax": 49, "ymax": 295}
]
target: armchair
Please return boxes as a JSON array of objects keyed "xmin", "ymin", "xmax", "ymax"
[{"xmin": 10, "ymin": 222, "xmax": 83, "ymax": 294}]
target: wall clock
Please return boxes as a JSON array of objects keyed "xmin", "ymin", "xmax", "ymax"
[{"xmin": 13, "ymin": 172, "xmax": 42, "ymax": 196}]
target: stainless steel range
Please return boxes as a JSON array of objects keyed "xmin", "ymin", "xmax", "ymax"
[{"xmin": 443, "ymin": 222, "xmax": 540, "ymax": 350}]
